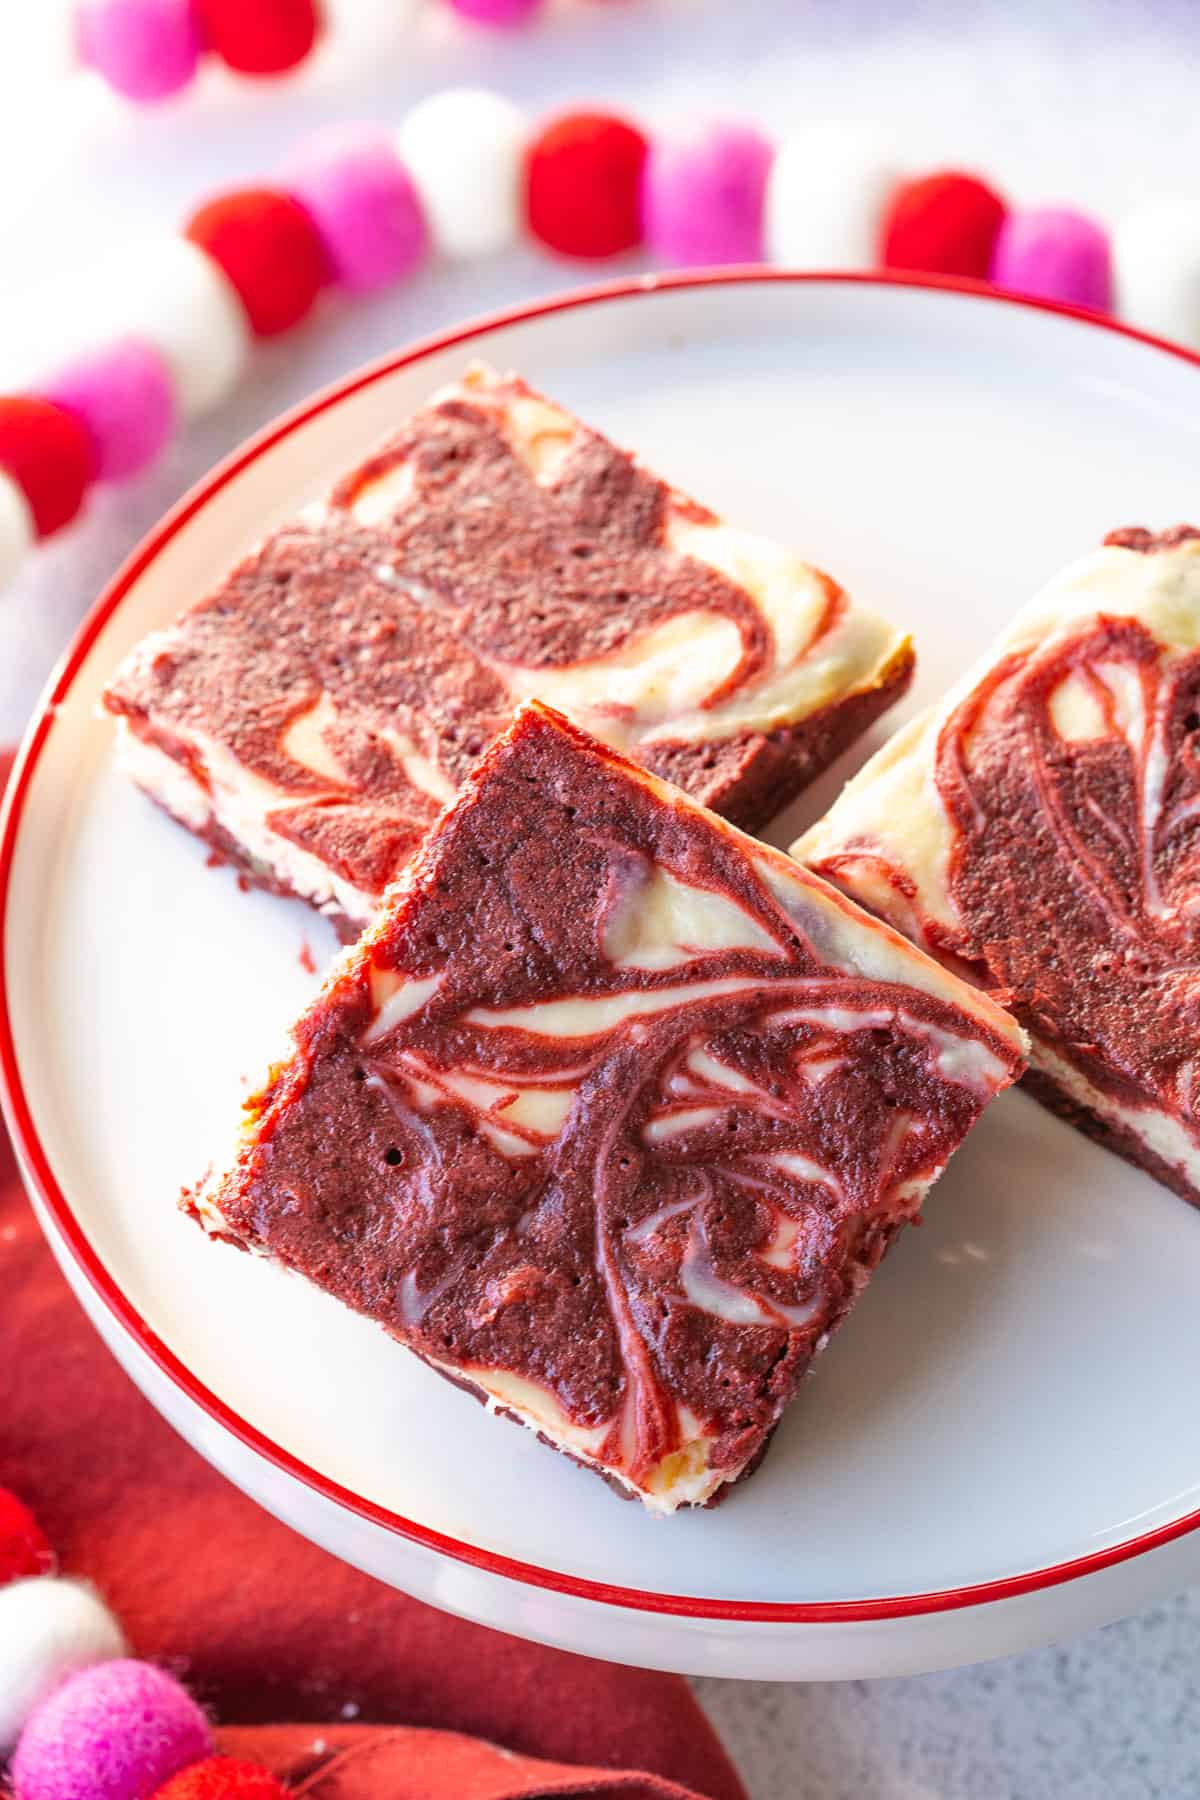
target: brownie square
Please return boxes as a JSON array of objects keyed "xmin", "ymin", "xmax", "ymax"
[
  {"xmin": 191, "ymin": 703, "xmax": 1025, "ymax": 1510},
  {"xmin": 105, "ymin": 364, "xmax": 912, "ymax": 929}
]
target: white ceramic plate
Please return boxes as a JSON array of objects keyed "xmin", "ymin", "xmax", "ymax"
[{"xmin": 6, "ymin": 272, "xmax": 1200, "ymax": 1682}]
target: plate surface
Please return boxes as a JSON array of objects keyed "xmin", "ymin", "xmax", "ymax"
[{"xmin": 6, "ymin": 273, "xmax": 1200, "ymax": 1676}]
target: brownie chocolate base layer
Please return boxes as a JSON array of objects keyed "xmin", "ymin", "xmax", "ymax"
[
  {"xmin": 1021, "ymin": 1067, "xmax": 1200, "ymax": 1210},
  {"xmin": 402, "ymin": 1343, "xmax": 780, "ymax": 1508},
  {"xmin": 189, "ymin": 701, "xmax": 1025, "ymax": 1512}
]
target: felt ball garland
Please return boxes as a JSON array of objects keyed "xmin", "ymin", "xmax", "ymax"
[
  {"xmin": 447, "ymin": 0, "xmax": 543, "ymax": 24},
  {"xmin": 0, "ymin": 477, "xmax": 35, "ymax": 590},
  {"xmin": 0, "ymin": 401, "xmax": 95, "ymax": 541},
  {"xmin": 76, "ymin": 0, "xmax": 204, "ymax": 104},
  {"xmin": 0, "ymin": 1578, "xmax": 130, "ymax": 1756},
  {"xmin": 282, "ymin": 126, "xmax": 429, "ymax": 293},
  {"xmin": 0, "ymin": 1490, "xmax": 56, "ymax": 1589},
  {"xmin": 75, "ymin": 0, "xmax": 632, "ymax": 103},
  {"xmin": 397, "ymin": 88, "xmax": 526, "ymax": 258},
  {"xmin": 11, "ymin": 1660, "xmax": 213, "ymax": 1800},
  {"xmin": 184, "ymin": 190, "xmax": 329, "ymax": 337},
  {"xmin": 193, "ymin": 0, "xmax": 321, "ymax": 78},
  {"xmin": 992, "ymin": 206, "xmax": 1113, "ymax": 313},
  {"xmin": 524, "ymin": 110, "xmax": 649, "ymax": 259},
  {"xmin": 880, "ymin": 170, "xmax": 1009, "ymax": 278},
  {"xmin": 0, "ymin": 1488, "xmax": 283, "ymax": 1799},
  {"xmin": 44, "ymin": 340, "xmax": 177, "ymax": 483},
  {"xmin": 765, "ymin": 123, "xmax": 899, "ymax": 269},
  {"xmin": 1113, "ymin": 202, "xmax": 1200, "ymax": 346},
  {"xmin": 1, "ymin": 89, "xmax": 1197, "ymax": 596},
  {"xmin": 642, "ymin": 119, "xmax": 774, "ymax": 268},
  {"xmin": 151, "ymin": 1760, "xmax": 288, "ymax": 1799}
]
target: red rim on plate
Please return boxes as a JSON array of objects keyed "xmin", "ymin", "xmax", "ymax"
[{"xmin": 4, "ymin": 268, "xmax": 1200, "ymax": 1626}]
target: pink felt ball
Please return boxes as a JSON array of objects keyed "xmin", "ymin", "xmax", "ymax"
[
  {"xmin": 641, "ymin": 120, "xmax": 774, "ymax": 267},
  {"xmin": 444, "ymin": 0, "xmax": 543, "ymax": 25},
  {"xmin": 283, "ymin": 126, "xmax": 428, "ymax": 294},
  {"xmin": 11, "ymin": 1658, "xmax": 213, "ymax": 1800},
  {"xmin": 44, "ymin": 338, "xmax": 176, "ymax": 482},
  {"xmin": 77, "ymin": 0, "xmax": 202, "ymax": 104},
  {"xmin": 990, "ymin": 205, "xmax": 1113, "ymax": 312}
]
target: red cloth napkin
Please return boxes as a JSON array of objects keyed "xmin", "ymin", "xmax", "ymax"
[
  {"xmin": 0, "ymin": 748, "xmax": 745, "ymax": 1800},
  {"xmin": 214, "ymin": 1723, "xmax": 723, "ymax": 1797}
]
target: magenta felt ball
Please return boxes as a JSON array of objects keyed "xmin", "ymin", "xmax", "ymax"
[
  {"xmin": 642, "ymin": 121, "xmax": 774, "ymax": 267},
  {"xmin": 77, "ymin": 0, "xmax": 202, "ymax": 103},
  {"xmin": 444, "ymin": 0, "xmax": 543, "ymax": 25},
  {"xmin": 11, "ymin": 1658, "xmax": 213, "ymax": 1800},
  {"xmin": 44, "ymin": 338, "xmax": 176, "ymax": 482},
  {"xmin": 990, "ymin": 205, "xmax": 1113, "ymax": 311},
  {"xmin": 283, "ymin": 127, "xmax": 428, "ymax": 294}
]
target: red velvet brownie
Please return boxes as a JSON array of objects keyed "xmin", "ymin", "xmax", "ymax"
[
  {"xmin": 798, "ymin": 527, "xmax": 1200, "ymax": 1205},
  {"xmin": 189, "ymin": 702, "xmax": 1025, "ymax": 1512},
  {"xmin": 104, "ymin": 365, "xmax": 913, "ymax": 930}
]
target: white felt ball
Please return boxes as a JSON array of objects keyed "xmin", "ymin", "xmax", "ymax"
[
  {"xmin": 765, "ymin": 123, "xmax": 900, "ymax": 269},
  {"xmin": 0, "ymin": 1577, "xmax": 128, "ymax": 1751},
  {"xmin": 320, "ymin": 0, "xmax": 421, "ymax": 72},
  {"xmin": 1113, "ymin": 202, "xmax": 1200, "ymax": 348},
  {"xmin": 100, "ymin": 238, "xmax": 251, "ymax": 419},
  {"xmin": 0, "ymin": 471, "xmax": 34, "ymax": 590},
  {"xmin": 396, "ymin": 89, "xmax": 527, "ymax": 260}
]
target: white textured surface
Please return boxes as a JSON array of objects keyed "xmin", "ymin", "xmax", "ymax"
[{"xmin": 4, "ymin": 3, "xmax": 1200, "ymax": 1795}]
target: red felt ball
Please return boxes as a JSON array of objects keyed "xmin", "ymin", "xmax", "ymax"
[
  {"xmin": 185, "ymin": 190, "xmax": 326, "ymax": 338},
  {"xmin": 150, "ymin": 1755, "xmax": 287, "ymax": 1799},
  {"xmin": 880, "ymin": 170, "xmax": 1008, "ymax": 278},
  {"xmin": 194, "ymin": 0, "xmax": 321, "ymax": 76},
  {"xmin": 0, "ymin": 397, "xmax": 94, "ymax": 540},
  {"xmin": 524, "ymin": 109, "xmax": 649, "ymax": 259},
  {"xmin": 0, "ymin": 1487, "xmax": 55, "ymax": 1585}
]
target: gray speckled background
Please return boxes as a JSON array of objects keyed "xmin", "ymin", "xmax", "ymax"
[
  {"xmin": 3, "ymin": 5, "xmax": 1200, "ymax": 1793},
  {"xmin": 697, "ymin": 1592, "xmax": 1200, "ymax": 1797}
]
